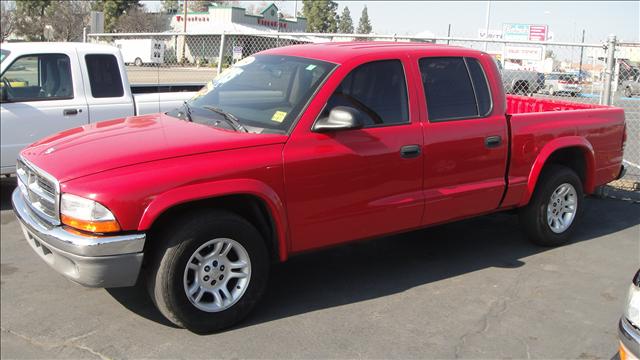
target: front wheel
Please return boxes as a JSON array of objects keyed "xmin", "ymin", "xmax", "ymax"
[
  {"xmin": 146, "ymin": 210, "xmax": 269, "ymax": 333},
  {"xmin": 519, "ymin": 165, "xmax": 584, "ymax": 246}
]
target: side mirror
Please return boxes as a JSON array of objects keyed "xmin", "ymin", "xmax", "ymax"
[{"xmin": 313, "ymin": 106, "xmax": 364, "ymax": 132}]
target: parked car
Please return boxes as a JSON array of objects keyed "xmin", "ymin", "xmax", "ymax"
[
  {"xmin": 543, "ymin": 73, "xmax": 583, "ymax": 96},
  {"xmin": 0, "ymin": 42, "xmax": 202, "ymax": 175},
  {"xmin": 619, "ymin": 269, "xmax": 640, "ymax": 360},
  {"xmin": 622, "ymin": 76, "xmax": 640, "ymax": 98},
  {"xmin": 114, "ymin": 38, "xmax": 165, "ymax": 66},
  {"xmin": 12, "ymin": 43, "xmax": 627, "ymax": 334},
  {"xmin": 495, "ymin": 59, "xmax": 544, "ymax": 94}
]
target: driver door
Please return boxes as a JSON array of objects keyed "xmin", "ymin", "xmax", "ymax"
[
  {"xmin": 283, "ymin": 58, "xmax": 424, "ymax": 253},
  {"xmin": 1, "ymin": 51, "xmax": 88, "ymax": 173}
]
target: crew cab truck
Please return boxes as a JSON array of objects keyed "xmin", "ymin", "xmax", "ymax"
[
  {"xmin": 12, "ymin": 43, "xmax": 626, "ymax": 334},
  {"xmin": 0, "ymin": 42, "xmax": 199, "ymax": 175}
]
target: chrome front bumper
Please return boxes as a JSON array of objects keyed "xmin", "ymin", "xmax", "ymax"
[
  {"xmin": 620, "ymin": 317, "xmax": 640, "ymax": 359},
  {"xmin": 12, "ymin": 189, "xmax": 146, "ymax": 288}
]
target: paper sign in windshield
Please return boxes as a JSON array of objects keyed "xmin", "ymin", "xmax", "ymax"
[{"xmin": 271, "ymin": 111, "xmax": 287, "ymax": 123}]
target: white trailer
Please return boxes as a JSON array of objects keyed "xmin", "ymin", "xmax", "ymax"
[{"xmin": 114, "ymin": 39, "xmax": 165, "ymax": 66}]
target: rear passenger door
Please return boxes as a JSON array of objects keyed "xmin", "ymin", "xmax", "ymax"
[
  {"xmin": 284, "ymin": 58, "xmax": 424, "ymax": 252},
  {"xmin": 1, "ymin": 52, "xmax": 88, "ymax": 173},
  {"xmin": 417, "ymin": 56, "xmax": 508, "ymax": 225},
  {"xmin": 76, "ymin": 51, "xmax": 135, "ymax": 121}
]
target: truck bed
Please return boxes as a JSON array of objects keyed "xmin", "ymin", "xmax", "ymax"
[
  {"xmin": 506, "ymin": 95, "xmax": 608, "ymax": 114},
  {"xmin": 503, "ymin": 95, "xmax": 626, "ymax": 208}
]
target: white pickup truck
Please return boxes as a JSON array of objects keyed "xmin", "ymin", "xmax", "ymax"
[{"xmin": 0, "ymin": 42, "xmax": 201, "ymax": 175}]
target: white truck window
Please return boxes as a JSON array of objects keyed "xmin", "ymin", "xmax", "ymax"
[
  {"xmin": 1, "ymin": 54, "xmax": 73, "ymax": 102},
  {"xmin": 85, "ymin": 54, "xmax": 124, "ymax": 98}
]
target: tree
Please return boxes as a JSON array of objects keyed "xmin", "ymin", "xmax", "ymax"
[
  {"xmin": 302, "ymin": 0, "xmax": 338, "ymax": 33},
  {"xmin": 46, "ymin": 1, "xmax": 90, "ymax": 41},
  {"xmin": 15, "ymin": 0, "xmax": 51, "ymax": 41},
  {"xmin": 337, "ymin": 6, "xmax": 353, "ymax": 33},
  {"xmin": 91, "ymin": 0, "xmax": 140, "ymax": 32},
  {"xmin": 162, "ymin": 0, "xmax": 180, "ymax": 14},
  {"xmin": 188, "ymin": 1, "xmax": 213, "ymax": 12},
  {"xmin": 114, "ymin": 6, "xmax": 167, "ymax": 33},
  {"xmin": 1, "ymin": 2, "xmax": 17, "ymax": 42},
  {"xmin": 356, "ymin": 5, "xmax": 372, "ymax": 34},
  {"xmin": 186, "ymin": 1, "xmax": 237, "ymax": 12}
]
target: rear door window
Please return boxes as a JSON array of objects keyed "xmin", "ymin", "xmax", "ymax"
[
  {"xmin": 419, "ymin": 57, "xmax": 492, "ymax": 122},
  {"xmin": 320, "ymin": 59, "xmax": 409, "ymax": 127},
  {"xmin": 85, "ymin": 54, "xmax": 124, "ymax": 98}
]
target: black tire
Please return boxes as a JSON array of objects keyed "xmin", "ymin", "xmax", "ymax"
[
  {"xmin": 146, "ymin": 210, "xmax": 269, "ymax": 334},
  {"xmin": 519, "ymin": 165, "xmax": 584, "ymax": 246},
  {"xmin": 134, "ymin": 57, "xmax": 143, "ymax": 67}
]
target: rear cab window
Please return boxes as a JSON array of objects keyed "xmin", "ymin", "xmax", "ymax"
[
  {"xmin": 419, "ymin": 57, "xmax": 492, "ymax": 122},
  {"xmin": 319, "ymin": 59, "xmax": 409, "ymax": 127},
  {"xmin": 85, "ymin": 54, "xmax": 124, "ymax": 98}
]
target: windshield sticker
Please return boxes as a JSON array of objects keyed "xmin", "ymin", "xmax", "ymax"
[
  {"xmin": 305, "ymin": 64, "xmax": 317, "ymax": 71},
  {"xmin": 271, "ymin": 111, "xmax": 287, "ymax": 123}
]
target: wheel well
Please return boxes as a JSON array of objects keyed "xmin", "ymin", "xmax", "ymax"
[
  {"xmin": 543, "ymin": 147, "xmax": 588, "ymax": 188},
  {"xmin": 146, "ymin": 195, "xmax": 280, "ymax": 263}
]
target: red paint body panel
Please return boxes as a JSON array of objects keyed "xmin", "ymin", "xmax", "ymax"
[{"xmin": 19, "ymin": 43, "xmax": 626, "ymax": 261}]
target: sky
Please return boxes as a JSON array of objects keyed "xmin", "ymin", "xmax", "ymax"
[{"xmin": 142, "ymin": 0, "xmax": 640, "ymax": 43}]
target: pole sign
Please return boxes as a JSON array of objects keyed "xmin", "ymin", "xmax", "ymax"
[
  {"xmin": 502, "ymin": 23, "xmax": 548, "ymax": 41},
  {"xmin": 528, "ymin": 25, "xmax": 548, "ymax": 41},
  {"xmin": 232, "ymin": 46, "xmax": 243, "ymax": 60},
  {"xmin": 503, "ymin": 46, "xmax": 543, "ymax": 61}
]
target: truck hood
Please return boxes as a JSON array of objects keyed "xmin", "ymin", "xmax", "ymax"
[{"xmin": 21, "ymin": 113, "xmax": 288, "ymax": 182}]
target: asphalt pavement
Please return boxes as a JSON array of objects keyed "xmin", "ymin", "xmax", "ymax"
[{"xmin": 1, "ymin": 177, "xmax": 639, "ymax": 359}]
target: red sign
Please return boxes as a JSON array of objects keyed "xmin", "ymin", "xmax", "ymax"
[{"xmin": 529, "ymin": 25, "xmax": 548, "ymax": 41}]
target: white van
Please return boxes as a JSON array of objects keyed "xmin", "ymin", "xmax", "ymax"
[{"xmin": 114, "ymin": 39, "xmax": 165, "ymax": 66}]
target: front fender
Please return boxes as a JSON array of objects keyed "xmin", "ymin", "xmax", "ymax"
[
  {"xmin": 523, "ymin": 136, "xmax": 595, "ymax": 204},
  {"xmin": 138, "ymin": 178, "xmax": 289, "ymax": 261}
]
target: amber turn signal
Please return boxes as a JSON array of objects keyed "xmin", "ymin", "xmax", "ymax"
[{"xmin": 61, "ymin": 214, "xmax": 121, "ymax": 233}]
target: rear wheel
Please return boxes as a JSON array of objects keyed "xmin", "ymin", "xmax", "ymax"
[
  {"xmin": 519, "ymin": 165, "xmax": 584, "ymax": 246},
  {"xmin": 146, "ymin": 210, "xmax": 269, "ymax": 334},
  {"xmin": 134, "ymin": 57, "xmax": 143, "ymax": 66}
]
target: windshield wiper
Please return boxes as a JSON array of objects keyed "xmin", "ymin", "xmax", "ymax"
[
  {"xmin": 201, "ymin": 106, "xmax": 248, "ymax": 133},
  {"xmin": 179, "ymin": 101, "xmax": 193, "ymax": 122}
]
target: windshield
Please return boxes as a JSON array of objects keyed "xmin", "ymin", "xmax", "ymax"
[
  {"xmin": 168, "ymin": 54, "xmax": 336, "ymax": 134},
  {"xmin": 0, "ymin": 49, "xmax": 9, "ymax": 63}
]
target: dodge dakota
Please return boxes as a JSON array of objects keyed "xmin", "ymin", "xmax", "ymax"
[{"xmin": 12, "ymin": 42, "xmax": 627, "ymax": 333}]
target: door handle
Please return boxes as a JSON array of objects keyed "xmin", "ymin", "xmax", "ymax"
[
  {"xmin": 484, "ymin": 135, "xmax": 502, "ymax": 148},
  {"xmin": 63, "ymin": 108, "xmax": 81, "ymax": 116},
  {"xmin": 400, "ymin": 145, "xmax": 422, "ymax": 159}
]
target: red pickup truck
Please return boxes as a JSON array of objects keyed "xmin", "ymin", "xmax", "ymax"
[{"xmin": 12, "ymin": 43, "xmax": 626, "ymax": 333}]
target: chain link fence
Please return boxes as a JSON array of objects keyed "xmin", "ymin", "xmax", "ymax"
[{"xmin": 88, "ymin": 32, "xmax": 639, "ymax": 193}]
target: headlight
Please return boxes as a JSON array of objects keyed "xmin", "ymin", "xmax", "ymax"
[
  {"xmin": 625, "ymin": 280, "xmax": 640, "ymax": 328},
  {"xmin": 60, "ymin": 193, "xmax": 121, "ymax": 233}
]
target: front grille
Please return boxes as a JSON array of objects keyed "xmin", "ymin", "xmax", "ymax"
[{"xmin": 16, "ymin": 159, "xmax": 60, "ymax": 225}]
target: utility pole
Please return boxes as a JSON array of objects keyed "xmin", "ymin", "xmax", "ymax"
[
  {"xmin": 182, "ymin": 0, "xmax": 188, "ymax": 63},
  {"xmin": 602, "ymin": 35, "xmax": 617, "ymax": 106},
  {"xmin": 483, "ymin": 0, "xmax": 491, "ymax": 51},
  {"xmin": 578, "ymin": 29, "xmax": 585, "ymax": 81},
  {"xmin": 447, "ymin": 24, "xmax": 451, "ymax": 45}
]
